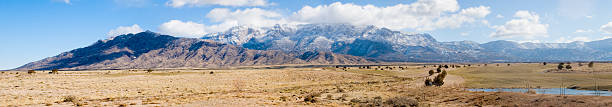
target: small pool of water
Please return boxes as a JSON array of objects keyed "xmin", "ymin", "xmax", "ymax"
[{"xmin": 468, "ymin": 88, "xmax": 612, "ymax": 96}]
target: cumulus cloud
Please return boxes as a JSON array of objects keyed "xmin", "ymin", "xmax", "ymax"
[
  {"xmin": 158, "ymin": 0, "xmax": 493, "ymax": 37},
  {"xmin": 490, "ymin": 10, "xmax": 549, "ymax": 39},
  {"xmin": 205, "ymin": 8, "xmax": 291, "ymax": 31},
  {"xmin": 166, "ymin": 0, "xmax": 270, "ymax": 7},
  {"xmin": 158, "ymin": 8, "xmax": 289, "ymax": 37},
  {"xmin": 64, "ymin": 0, "xmax": 71, "ymax": 4},
  {"xmin": 601, "ymin": 22, "xmax": 612, "ymax": 34},
  {"xmin": 290, "ymin": 1, "xmax": 490, "ymax": 31},
  {"xmin": 107, "ymin": 24, "xmax": 144, "ymax": 37},
  {"xmin": 158, "ymin": 20, "xmax": 208, "ymax": 38}
]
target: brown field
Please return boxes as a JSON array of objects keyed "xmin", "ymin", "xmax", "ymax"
[{"xmin": 2, "ymin": 63, "xmax": 612, "ymax": 106}]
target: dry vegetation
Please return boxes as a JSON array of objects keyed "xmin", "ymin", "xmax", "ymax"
[
  {"xmin": 1, "ymin": 63, "xmax": 611, "ymax": 106},
  {"xmin": 450, "ymin": 63, "xmax": 612, "ymax": 90}
]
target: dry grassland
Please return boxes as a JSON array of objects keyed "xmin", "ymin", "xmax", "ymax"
[{"xmin": 1, "ymin": 64, "xmax": 611, "ymax": 106}]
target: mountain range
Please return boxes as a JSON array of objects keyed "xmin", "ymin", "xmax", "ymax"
[
  {"xmin": 16, "ymin": 31, "xmax": 369, "ymax": 70},
  {"xmin": 16, "ymin": 24, "xmax": 612, "ymax": 70},
  {"xmin": 201, "ymin": 24, "xmax": 612, "ymax": 62}
]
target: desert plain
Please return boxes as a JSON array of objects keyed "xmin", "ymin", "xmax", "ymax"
[{"xmin": 2, "ymin": 63, "xmax": 612, "ymax": 106}]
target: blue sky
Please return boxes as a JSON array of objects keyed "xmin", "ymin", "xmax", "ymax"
[{"xmin": 1, "ymin": 0, "xmax": 611, "ymax": 70}]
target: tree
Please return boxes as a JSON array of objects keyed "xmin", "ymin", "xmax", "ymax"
[
  {"xmin": 588, "ymin": 62, "xmax": 594, "ymax": 68},
  {"xmin": 444, "ymin": 65, "xmax": 449, "ymax": 68},
  {"xmin": 428, "ymin": 70, "xmax": 434, "ymax": 76},
  {"xmin": 543, "ymin": 62, "xmax": 547, "ymax": 65},
  {"xmin": 507, "ymin": 64, "xmax": 511, "ymax": 66},
  {"xmin": 565, "ymin": 65, "xmax": 572, "ymax": 69},
  {"xmin": 436, "ymin": 67, "xmax": 442, "ymax": 73},
  {"xmin": 557, "ymin": 63, "xmax": 565, "ymax": 70}
]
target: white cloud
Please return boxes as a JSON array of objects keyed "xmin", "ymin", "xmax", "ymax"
[
  {"xmin": 496, "ymin": 14, "xmax": 504, "ymax": 18},
  {"xmin": 601, "ymin": 22, "xmax": 612, "ymax": 34},
  {"xmin": 599, "ymin": 36, "xmax": 611, "ymax": 40},
  {"xmin": 205, "ymin": 8, "xmax": 291, "ymax": 31},
  {"xmin": 166, "ymin": 0, "xmax": 270, "ymax": 7},
  {"xmin": 158, "ymin": 20, "xmax": 208, "ymax": 38},
  {"xmin": 460, "ymin": 32, "xmax": 469, "ymax": 36},
  {"xmin": 107, "ymin": 24, "xmax": 144, "ymax": 37},
  {"xmin": 586, "ymin": 15, "xmax": 593, "ymax": 18},
  {"xmin": 289, "ymin": 1, "xmax": 490, "ymax": 31},
  {"xmin": 574, "ymin": 29, "xmax": 593, "ymax": 33},
  {"xmin": 158, "ymin": 8, "xmax": 289, "ymax": 37},
  {"xmin": 515, "ymin": 40, "xmax": 542, "ymax": 43},
  {"xmin": 158, "ymin": 0, "xmax": 493, "ymax": 37},
  {"xmin": 490, "ymin": 10, "xmax": 549, "ymax": 39},
  {"xmin": 555, "ymin": 36, "xmax": 590, "ymax": 43},
  {"xmin": 554, "ymin": 36, "xmax": 611, "ymax": 43}
]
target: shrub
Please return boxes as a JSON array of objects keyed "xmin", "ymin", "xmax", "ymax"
[
  {"xmin": 279, "ymin": 96, "xmax": 289, "ymax": 101},
  {"xmin": 566, "ymin": 65, "xmax": 572, "ymax": 69},
  {"xmin": 27, "ymin": 70, "xmax": 36, "ymax": 74},
  {"xmin": 62, "ymin": 95, "xmax": 78, "ymax": 102},
  {"xmin": 339, "ymin": 94, "xmax": 349, "ymax": 101},
  {"xmin": 428, "ymin": 70, "xmax": 434, "ymax": 76},
  {"xmin": 557, "ymin": 63, "xmax": 565, "ymax": 70},
  {"xmin": 385, "ymin": 96, "xmax": 419, "ymax": 107},
  {"xmin": 588, "ymin": 62, "xmax": 594, "ymax": 68},
  {"xmin": 424, "ymin": 78, "xmax": 433, "ymax": 86},
  {"xmin": 543, "ymin": 62, "xmax": 547, "ymax": 65},
  {"xmin": 51, "ymin": 69, "xmax": 59, "ymax": 74},
  {"xmin": 444, "ymin": 65, "xmax": 449, "ymax": 68},
  {"xmin": 146, "ymin": 69, "xmax": 153, "ymax": 73},
  {"xmin": 303, "ymin": 92, "xmax": 321, "ymax": 103},
  {"xmin": 336, "ymin": 85, "xmax": 345, "ymax": 93},
  {"xmin": 436, "ymin": 68, "xmax": 441, "ymax": 73},
  {"xmin": 432, "ymin": 71, "xmax": 447, "ymax": 86},
  {"xmin": 326, "ymin": 94, "xmax": 333, "ymax": 99}
]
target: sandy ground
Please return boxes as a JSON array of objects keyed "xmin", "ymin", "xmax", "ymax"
[{"xmin": 1, "ymin": 65, "xmax": 612, "ymax": 107}]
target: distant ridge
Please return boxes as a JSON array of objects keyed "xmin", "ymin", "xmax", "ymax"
[{"xmin": 16, "ymin": 31, "xmax": 369, "ymax": 70}]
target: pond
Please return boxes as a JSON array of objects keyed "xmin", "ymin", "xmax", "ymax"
[{"xmin": 468, "ymin": 88, "xmax": 612, "ymax": 96}]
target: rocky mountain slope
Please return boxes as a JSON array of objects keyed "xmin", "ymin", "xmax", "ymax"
[
  {"xmin": 201, "ymin": 24, "xmax": 612, "ymax": 62},
  {"xmin": 16, "ymin": 31, "xmax": 369, "ymax": 70}
]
